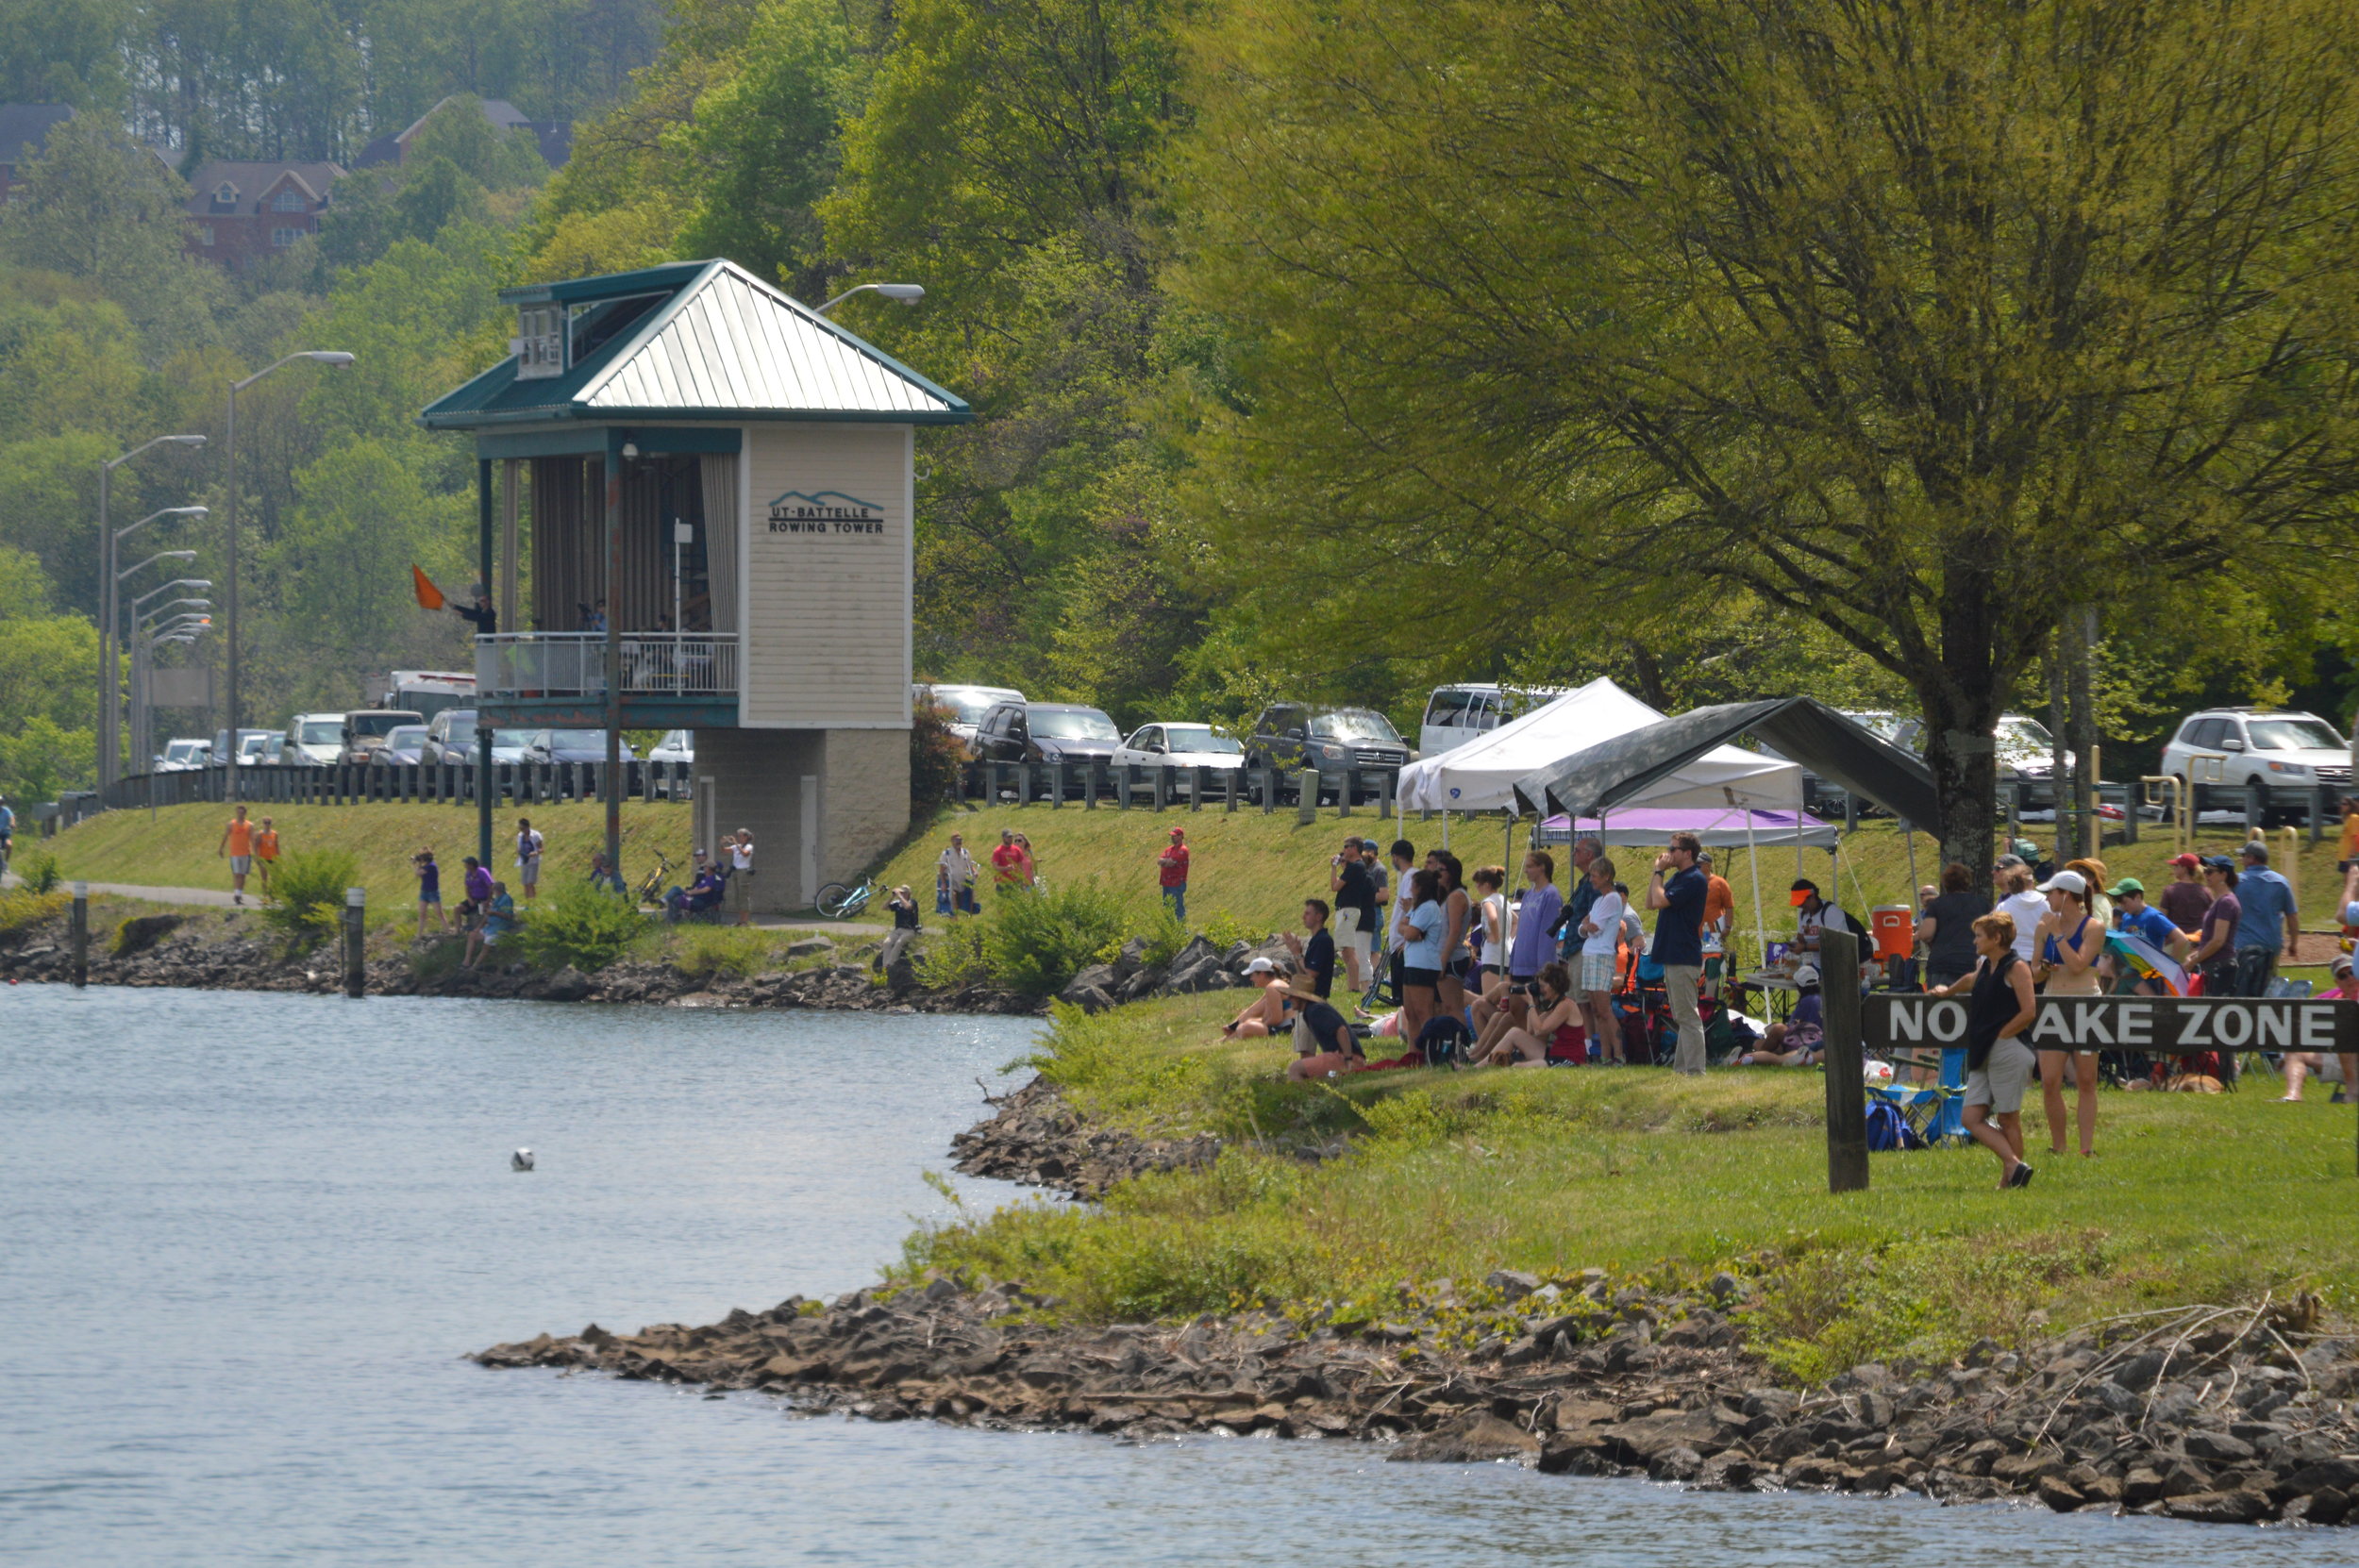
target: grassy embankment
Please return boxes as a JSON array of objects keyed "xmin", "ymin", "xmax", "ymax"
[{"xmin": 902, "ymin": 989, "xmax": 2359, "ymax": 1379}]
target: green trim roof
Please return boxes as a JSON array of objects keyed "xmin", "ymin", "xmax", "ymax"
[{"xmin": 422, "ymin": 259, "xmax": 972, "ymax": 429}]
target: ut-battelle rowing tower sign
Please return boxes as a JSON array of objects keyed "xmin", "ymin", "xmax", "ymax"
[{"xmin": 421, "ymin": 259, "xmax": 971, "ymax": 912}]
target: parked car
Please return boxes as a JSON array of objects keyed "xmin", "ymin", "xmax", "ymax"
[
  {"xmin": 522, "ymin": 728, "xmax": 639, "ymax": 765},
  {"xmin": 420, "ymin": 709, "xmax": 528, "ymax": 767},
  {"xmin": 1245, "ymin": 704, "xmax": 1412, "ymax": 802},
  {"xmin": 971, "ymin": 701, "xmax": 1123, "ymax": 795},
  {"xmin": 338, "ymin": 709, "xmax": 425, "ymax": 764},
  {"xmin": 647, "ymin": 728, "xmax": 694, "ymax": 765},
  {"xmin": 1112, "ymin": 723, "xmax": 1246, "ymax": 772},
  {"xmin": 282, "ymin": 712, "xmax": 346, "ymax": 767},
  {"xmin": 213, "ymin": 727, "xmax": 279, "ymax": 767},
  {"xmin": 156, "ymin": 737, "xmax": 212, "ymax": 772},
  {"xmin": 1417, "ymin": 683, "xmax": 1568, "ymax": 756},
  {"xmin": 2158, "ymin": 708, "xmax": 2351, "ymax": 817},
  {"xmin": 369, "ymin": 725, "xmax": 431, "ymax": 765},
  {"xmin": 915, "ymin": 682, "xmax": 1027, "ymax": 755},
  {"xmin": 1891, "ymin": 711, "xmax": 2073, "ymax": 809}
]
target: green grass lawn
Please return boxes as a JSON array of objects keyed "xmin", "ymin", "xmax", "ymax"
[
  {"xmin": 903, "ymin": 989, "xmax": 2359, "ymax": 1375},
  {"xmin": 34, "ymin": 800, "xmax": 694, "ymax": 912}
]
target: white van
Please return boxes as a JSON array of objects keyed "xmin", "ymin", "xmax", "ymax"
[{"xmin": 1417, "ymin": 684, "xmax": 1569, "ymax": 756}]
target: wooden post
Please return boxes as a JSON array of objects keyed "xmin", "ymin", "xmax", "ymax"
[
  {"xmin": 1224, "ymin": 767, "xmax": 1237, "ymax": 812},
  {"xmin": 1118, "ymin": 765, "xmax": 1132, "ymax": 810},
  {"xmin": 1189, "ymin": 766, "xmax": 1204, "ymax": 812},
  {"xmin": 1084, "ymin": 761, "xmax": 1098, "ymax": 809},
  {"xmin": 70, "ymin": 881, "xmax": 88, "ymax": 989},
  {"xmin": 1337, "ymin": 772, "xmax": 1353, "ymax": 817},
  {"xmin": 1015, "ymin": 762, "xmax": 1031, "ymax": 805},
  {"xmin": 1049, "ymin": 761, "xmax": 1064, "ymax": 807},
  {"xmin": 1297, "ymin": 769, "xmax": 1318, "ymax": 826},
  {"xmin": 1259, "ymin": 768, "xmax": 1273, "ymax": 814},
  {"xmin": 343, "ymin": 886, "xmax": 366, "ymax": 998},
  {"xmin": 1152, "ymin": 768, "xmax": 1167, "ymax": 812},
  {"xmin": 1820, "ymin": 926, "xmax": 1868, "ymax": 1193},
  {"xmin": 1378, "ymin": 770, "xmax": 1393, "ymax": 821}
]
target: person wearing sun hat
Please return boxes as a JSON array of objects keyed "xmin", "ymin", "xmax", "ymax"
[{"xmin": 2033, "ymin": 866, "xmax": 2104, "ymax": 1158}]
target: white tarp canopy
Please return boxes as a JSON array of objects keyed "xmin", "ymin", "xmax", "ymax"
[{"xmin": 1397, "ymin": 677, "xmax": 1801, "ymax": 813}]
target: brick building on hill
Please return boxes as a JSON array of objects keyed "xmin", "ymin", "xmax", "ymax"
[
  {"xmin": 182, "ymin": 159, "xmax": 343, "ymax": 270},
  {"xmin": 354, "ymin": 95, "xmax": 570, "ymax": 171}
]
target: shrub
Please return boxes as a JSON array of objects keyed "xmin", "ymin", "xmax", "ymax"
[
  {"xmin": 12, "ymin": 849, "xmax": 60, "ymax": 894},
  {"xmin": 909, "ymin": 696, "xmax": 967, "ymax": 807},
  {"xmin": 514, "ymin": 879, "xmax": 650, "ymax": 972},
  {"xmin": 259, "ymin": 849, "xmax": 361, "ymax": 942},
  {"xmin": 981, "ymin": 880, "xmax": 1130, "ymax": 995},
  {"xmin": 915, "ymin": 917, "xmax": 988, "ymax": 990},
  {"xmin": 0, "ymin": 888, "xmax": 65, "ymax": 935}
]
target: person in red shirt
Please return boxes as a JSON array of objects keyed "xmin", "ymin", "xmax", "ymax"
[
  {"xmin": 1158, "ymin": 826, "xmax": 1190, "ymax": 925},
  {"xmin": 990, "ymin": 828, "xmax": 1029, "ymax": 895}
]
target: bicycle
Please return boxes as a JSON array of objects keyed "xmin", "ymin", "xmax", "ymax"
[
  {"xmin": 814, "ymin": 876, "xmax": 875, "ymax": 920},
  {"xmin": 632, "ymin": 849, "xmax": 677, "ymax": 908}
]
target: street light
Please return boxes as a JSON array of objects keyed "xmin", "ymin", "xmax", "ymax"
[
  {"xmin": 814, "ymin": 282, "xmax": 924, "ymax": 315},
  {"xmin": 97, "ymin": 438, "xmax": 206, "ymax": 789},
  {"xmin": 133, "ymin": 611, "xmax": 212, "ymax": 768},
  {"xmin": 132, "ymin": 578, "xmax": 212, "ymax": 617},
  {"xmin": 118, "ymin": 548, "xmax": 198, "ymax": 584},
  {"xmin": 225, "ymin": 352, "xmax": 354, "ymax": 801}
]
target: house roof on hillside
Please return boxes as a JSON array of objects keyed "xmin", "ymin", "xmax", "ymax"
[
  {"xmin": 182, "ymin": 158, "xmax": 344, "ymax": 214},
  {"xmin": 420, "ymin": 259, "xmax": 972, "ymax": 428},
  {"xmin": 0, "ymin": 104, "xmax": 74, "ymax": 166}
]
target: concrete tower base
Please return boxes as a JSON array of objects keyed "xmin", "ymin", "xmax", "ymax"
[{"xmin": 690, "ymin": 727, "xmax": 910, "ymax": 914}]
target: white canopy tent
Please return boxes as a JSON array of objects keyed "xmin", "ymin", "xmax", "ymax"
[{"xmin": 1397, "ymin": 677, "xmax": 1801, "ymax": 813}]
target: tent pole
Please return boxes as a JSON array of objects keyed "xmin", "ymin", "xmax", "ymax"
[
  {"xmin": 1746, "ymin": 812, "xmax": 1764, "ymax": 974},
  {"xmin": 1902, "ymin": 820, "xmax": 1919, "ymax": 910}
]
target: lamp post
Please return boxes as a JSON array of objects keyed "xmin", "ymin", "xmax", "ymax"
[
  {"xmin": 97, "ymin": 437, "xmax": 206, "ymax": 789},
  {"xmin": 135, "ymin": 609, "xmax": 212, "ymax": 770},
  {"xmin": 813, "ymin": 282, "xmax": 925, "ymax": 315},
  {"xmin": 225, "ymin": 352, "xmax": 354, "ymax": 802}
]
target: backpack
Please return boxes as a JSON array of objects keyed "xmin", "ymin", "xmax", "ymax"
[{"xmin": 1864, "ymin": 1098, "xmax": 1925, "ymax": 1152}]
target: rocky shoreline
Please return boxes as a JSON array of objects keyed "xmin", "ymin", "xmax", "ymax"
[
  {"xmin": 0, "ymin": 909, "xmax": 1036, "ymax": 1015},
  {"xmin": 478, "ymin": 1262, "xmax": 2359, "ymax": 1527},
  {"xmin": 476, "ymin": 1076, "xmax": 2359, "ymax": 1528}
]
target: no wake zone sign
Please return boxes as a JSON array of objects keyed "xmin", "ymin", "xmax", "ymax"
[
  {"xmin": 1864, "ymin": 994, "xmax": 2359, "ymax": 1054},
  {"xmin": 766, "ymin": 490, "xmax": 887, "ymax": 536}
]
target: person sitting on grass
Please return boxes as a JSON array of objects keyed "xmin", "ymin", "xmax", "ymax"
[
  {"xmin": 1285, "ymin": 988, "xmax": 1364, "ymax": 1079},
  {"xmin": 1281, "ymin": 898, "xmax": 1336, "ymax": 998},
  {"xmin": 1473, "ymin": 963, "xmax": 1581, "ymax": 1067},
  {"xmin": 464, "ymin": 880, "xmax": 518, "ymax": 969},
  {"xmin": 1223, "ymin": 957, "xmax": 1297, "ymax": 1038},
  {"xmin": 1736, "ymin": 965, "xmax": 1824, "ymax": 1065},
  {"xmin": 1929, "ymin": 910, "xmax": 2039, "ymax": 1190},
  {"xmin": 2281, "ymin": 954, "xmax": 2359, "ymax": 1103}
]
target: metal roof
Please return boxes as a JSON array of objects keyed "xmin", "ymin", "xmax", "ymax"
[{"xmin": 421, "ymin": 259, "xmax": 971, "ymax": 429}]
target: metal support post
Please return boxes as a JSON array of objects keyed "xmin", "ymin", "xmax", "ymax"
[
  {"xmin": 343, "ymin": 886, "xmax": 366, "ymax": 998},
  {"xmin": 70, "ymin": 882, "xmax": 89, "ymax": 988}
]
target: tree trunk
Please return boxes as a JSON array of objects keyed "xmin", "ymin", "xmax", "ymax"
[
  {"xmin": 1921, "ymin": 695, "xmax": 2001, "ymax": 888},
  {"xmin": 2068, "ymin": 605, "xmax": 2099, "ymax": 859}
]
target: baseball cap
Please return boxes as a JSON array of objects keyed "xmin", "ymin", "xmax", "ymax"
[
  {"xmin": 2239, "ymin": 840, "xmax": 2267, "ymax": 861},
  {"xmin": 1792, "ymin": 963, "xmax": 1820, "ymax": 986},
  {"xmin": 2168, "ymin": 852, "xmax": 2200, "ymax": 869},
  {"xmin": 2106, "ymin": 877, "xmax": 2144, "ymax": 898},
  {"xmin": 1244, "ymin": 956, "xmax": 1277, "ymax": 975},
  {"xmin": 1169, "ymin": 826, "xmax": 1186, "ymax": 838},
  {"xmin": 2036, "ymin": 869, "xmax": 2087, "ymax": 895},
  {"xmin": 1994, "ymin": 854, "xmax": 2027, "ymax": 871},
  {"xmin": 2012, "ymin": 839, "xmax": 2040, "ymax": 859},
  {"xmin": 2202, "ymin": 855, "xmax": 2236, "ymax": 872}
]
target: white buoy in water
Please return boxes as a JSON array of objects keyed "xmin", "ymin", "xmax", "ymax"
[{"xmin": 511, "ymin": 1148, "xmax": 534, "ymax": 1172}]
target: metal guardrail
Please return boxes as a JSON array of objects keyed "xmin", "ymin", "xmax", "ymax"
[
  {"xmin": 90, "ymin": 760, "xmax": 696, "ymax": 814},
  {"xmin": 476, "ymin": 632, "xmax": 740, "ymax": 698},
  {"xmin": 958, "ymin": 761, "xmax": 1405, "ymax": 818}
]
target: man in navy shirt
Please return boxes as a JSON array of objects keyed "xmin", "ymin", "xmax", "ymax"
[
  {"xmin": 1283, "ymin": 898, "xmax": 1338, "ymax": 998},
  {"xmin": 1647, "ymin": 831, "xmax": 1711, "ymax": 1075}
]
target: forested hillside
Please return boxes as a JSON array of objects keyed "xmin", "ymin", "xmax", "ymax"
[{"xmin": 0, "ymin": 0, "xmax": 2351, "ymax": 822}]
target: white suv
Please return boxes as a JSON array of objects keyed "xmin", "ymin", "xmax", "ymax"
[{"xmin": 2159, "ymin": 709, "xmax": 2351, "ymax": 816}]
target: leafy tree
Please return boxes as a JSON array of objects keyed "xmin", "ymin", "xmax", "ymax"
[
  {"xmin": 0, "ymin": 1, "xmax": 131, "ymax": 108},
  {"xmin": 404, "ymin": 95, "xmax": 549, "ymax": 191},
  {"xmin": 1168, "ymin": 0, "xmax": 2359, "ymax": 870},
  {"xmin": 0, "ymin": 117, "xmax": 220, "ymax": 350}
]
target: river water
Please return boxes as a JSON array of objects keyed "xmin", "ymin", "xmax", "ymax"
[{"xmin": 4, "ymin": 984, "xmax": 2353, "ymax": 1566}]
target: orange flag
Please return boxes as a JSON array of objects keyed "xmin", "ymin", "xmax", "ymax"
[{"xmin": 411, "ymin": 565, "xmax": 445, "ymax": 610}]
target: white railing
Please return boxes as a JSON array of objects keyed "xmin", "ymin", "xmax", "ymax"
[{"xmin": 476, "ymin": 632, "xmax": 739, "ymax": 698}]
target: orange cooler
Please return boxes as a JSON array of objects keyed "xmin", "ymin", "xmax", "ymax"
[{"xmin": 1870, "ymin": 906, "xmax": 1915, "ymax": 961}]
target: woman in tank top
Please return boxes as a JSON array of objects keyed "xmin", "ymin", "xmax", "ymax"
[{"xmin": 2032, "ymin": 868, "xmax": 2104, "ymax": 1158}]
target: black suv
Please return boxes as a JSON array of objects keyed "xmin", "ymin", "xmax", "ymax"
[
  {"xmin": 973, "ymin": 701, "xmax": 1124, "ymax": 794},
  {"xmin": 1245, "ymin": 704, "xmax": 1412, "ymax": 802}
]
